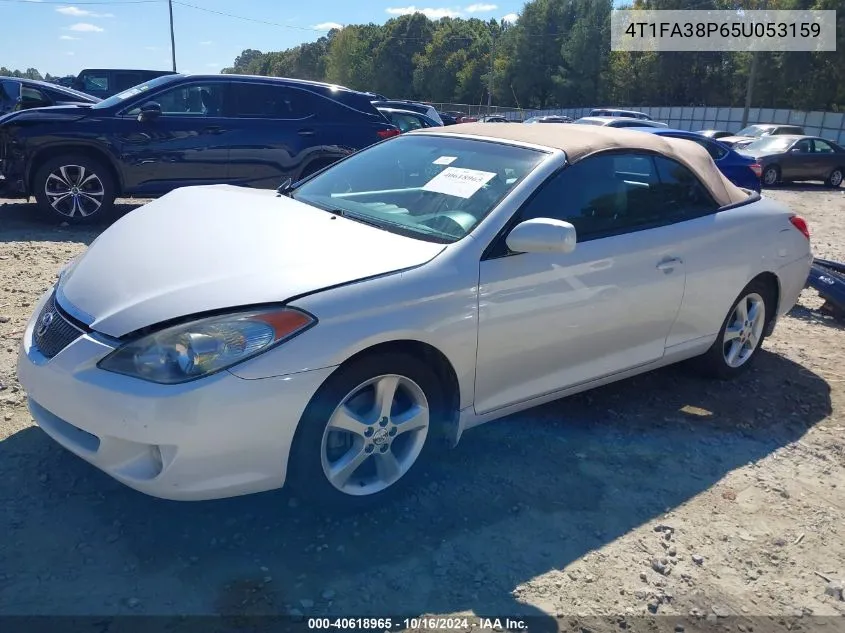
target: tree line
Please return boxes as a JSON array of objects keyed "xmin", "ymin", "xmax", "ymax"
[
  {"xmin": 0, "ymin": 67, "xmax": 72, "ymax": 84},
  {"xmin": 222, "ymin": 0, "xmax": 845, "ymax": 112},
  {"xmin": 6, "ymin": 0, "xmax": 843, "ymax": 111}
]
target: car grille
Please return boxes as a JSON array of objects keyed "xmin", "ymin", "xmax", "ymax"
[{"xmin": 32, "ymin": 292, "xmax": 84, "ymax": 359}]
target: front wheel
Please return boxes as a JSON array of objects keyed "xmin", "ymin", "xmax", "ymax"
[
  {"xmin": 692, "ymin": 280, "xmax": 773, "ymax": 380},
  {"xmin": 287, "ymin": 352, "xmax": 445, "ymax": 513},
  {"xmin": 33, "ymin": 154, "xmax": 116, "ymax": 224}
]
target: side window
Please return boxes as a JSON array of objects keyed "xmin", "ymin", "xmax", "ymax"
[
  {"xmin": 81, "ymin": 74, "xmax": 108, "ymax": 94},
  {"xmin": 517, "ymin": 153, "xmax": 655, "ymax": 239},
  {"xmin": 793, "ymin": 139, "xmax": 812, "ymax": 152},
  {"xmin": 391, "ymin": 113, "xmax": 421, "ymax": 133},
  {"xmin": 229, "ymin": 83, "xmax": 316, "ymax": 119},
  {"xmin": 20, "ymin": 85, "xmax": 52, "ymax": 108},
  {"xmin": 684, "ymin": 136, "xmax": 727, "ymax": 160},
  {"xmin": 514, "ymin": 152, "xmax": 718, "ymax": 249},
  {"xmin": 126, "ymin": 83, "xmax": 225, "ymax": 116},
  {"xmin": 813, "ymin": 139, "xmax": 835, "ymax": 153},
  {"xmin": 651, "ymin": 156, "xmax": 719, "ymax": 219}
]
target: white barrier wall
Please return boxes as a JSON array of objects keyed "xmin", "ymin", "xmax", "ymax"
[{"xmin": 500, "ymin": 106, "xmax": 845, "ymax": 143}]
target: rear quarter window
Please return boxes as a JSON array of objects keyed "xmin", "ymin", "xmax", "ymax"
[{"xmin": 326, "ymin": 90, "xmax": 383, "ymax": 119}]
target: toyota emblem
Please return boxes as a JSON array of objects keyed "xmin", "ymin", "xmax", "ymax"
[{"xmin": 36, "ymin": 311, "xmax": 55, "ymax": 338}]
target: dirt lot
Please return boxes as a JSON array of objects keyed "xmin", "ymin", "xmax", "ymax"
[{"xmin": 1, "ymin": 189, "xmax": 844, "ymax": 630}]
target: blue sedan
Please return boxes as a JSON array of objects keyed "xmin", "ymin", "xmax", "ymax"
[{"xmin": 625, "ymin": 127, "xmax": 761, "ymax": 192}]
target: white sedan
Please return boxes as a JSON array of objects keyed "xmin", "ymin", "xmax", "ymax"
[{"xmin": 17, "ymin": 123, "xmax": 813, "ymax": 511}]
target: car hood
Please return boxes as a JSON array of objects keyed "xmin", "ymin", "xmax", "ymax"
[
  {"xmin": 0, "ymin": 104, "xmax": 93, "ymax": 124},
  {"xmin": 58, "ymin": 185, "xmax": 446, "ymax": 338}
]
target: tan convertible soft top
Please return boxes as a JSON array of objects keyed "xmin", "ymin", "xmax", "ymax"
[{"xmin": 421, "ymin": 122, "xmax": 749, "ymax": 207}]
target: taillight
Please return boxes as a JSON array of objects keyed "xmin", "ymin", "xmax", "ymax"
[
  {"xmin": 750, "ymin": 163, "xmax": 762, "ymax": 177},
  {"xmin": 789, "ymin": 215, "xmax": 810, "ymax": 240},
  {"xmin": 377, "ymin": 127, "xmax": 401, "ymax": 139}
]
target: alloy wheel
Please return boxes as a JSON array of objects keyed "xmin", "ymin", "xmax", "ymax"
[
  {"xmin": 830, "ymin": 170, "xmax": 843, "ymax": 187},
  {"xmin": 44, "ymin": 164, "xmax": 105, "ymax": 218},
  {"xmin": 763, "ymin": 168, "xmax": 778, "ymax": 186},
  {"xmin": 722, "ymin": 292, "xmax": 766, "ymax": 368},
  {"xmin": 320, "ymin": 374, "xmax": 429, "ymax": 496}
]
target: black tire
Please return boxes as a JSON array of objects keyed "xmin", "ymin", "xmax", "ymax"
[
  {"xmin": 691, "ymin": 279, "xmax": 775, "ymax": 380},
  {"xmin": 287, "ymin": 352, "xmax": 447, "ymax": 514},
  {"xmin": 33, "ymin": 154, "xmax": 117, "ymax": 225},
  {"xmin": 826, "ymin": 167, "xmax": 844, "ymax": 188},
  {"xmin": 761, "ymin": 165, "xmax": 780, "ymax": 188}
]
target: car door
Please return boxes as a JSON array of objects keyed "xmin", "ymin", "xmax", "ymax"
[
  {"xmin": 226, "ymin": 82, "xmax": 326, "ymax": 189},
  {"xmin": 473, "ymin": 152, "xmax": 688, "ymax": 415},
  {"xmin": 113, "ymin": 80, "xmax": 234, "ymax": 195},
  {"xmin": 810, "ymin": 139, "xmax": 841, "ymax": 179},
  {"xmin": 780, "ymin": 138, "xmax": 813, "ymax": 180}
]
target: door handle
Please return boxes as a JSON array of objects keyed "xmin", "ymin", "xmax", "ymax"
[
  {"xmin": 298, "ymin": 128, "xmax": 316, "ymax": 137},
  {"xmin": 656, "ymin": 257, "xmax": 683, "ymax": 271},
  {"xmin": 202, "ymin": 125, "xmax": 224, "ymax": 134}
]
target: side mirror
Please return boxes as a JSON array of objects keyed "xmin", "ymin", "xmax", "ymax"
[
  {"xmin": 790, "ymin": 147, "xmax": 802, "ymax": 153},
  {"xmin": 505, "ymin": 218, "xmax": 577, "ymax": 254},
  {"xmin": 137, "ymin": 101, "xmax": 162, "ymax": 122}
]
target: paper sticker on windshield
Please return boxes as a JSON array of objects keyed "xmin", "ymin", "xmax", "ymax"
[
  {"xmin": 422, "ymin": 167, "xmax": 496, "ymax": 198},
  {"xmin": 433, "ymin": 156, "xmax": 457, "ymax": 165},
  {"xmin": 116, "ymin": 88, "xmax": 142, "ymax": 100}
]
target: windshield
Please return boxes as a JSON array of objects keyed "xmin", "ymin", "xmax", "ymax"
[
  {"xmin": 292, "ymin": 135, "xmax": 547, "ymax": 243},
  {"xmin": 91, "ymin": 75, "xmax": 178, "ymax": 109},
  {"xmin": 743, "ymin": 137, "xmax": 794, "ymax": 152},
  {"xmin": 735, "ymin": 126, "xmax": 769, "ymax": 138}
]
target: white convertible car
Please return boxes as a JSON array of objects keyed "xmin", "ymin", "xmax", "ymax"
[{"xmin": 17, "ymin": 124, "xmax": 812, "ymax": 511}]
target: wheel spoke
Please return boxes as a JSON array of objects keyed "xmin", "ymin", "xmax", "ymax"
[
  {"xmin": 46, "ymin": 173, "xmax": 72, "ymax": 191},
  {"xmin": 73, "ymin": 165, "xmax": 86, "ymax": 186},
  {"xmin": 49, "ymin": 192, "xmax": 72, "ymax": 210},
  {"xmin": 725, "ymin": 340, "xmax": 742, "ymax": 365},
  {"xmin": 724, "ymin": 325, "xmax": 742, "ymax": 342},
  {"xmin": 327, "ymin": 446, "xmax": 369, "ymax": 488},
  {"xmin": 78, "ymin": 193, "xmax": 102, "ymax": 215},
  {"xmin": 747, "ymin": 300, "xmax": 761, "ymax": 325},
  {"xmin": 735, "ymin": 298, "xmax": 748, "ymax": 323},
  {"xmin": 746, "ymin": 330, "xmax": 760, "ymax": 349},
  {"xmin": 79, "ymin": 172, "xmax": 99, "ymax": 187},
  {"xmin": 392, "ymin": 404, "xmax": 428, "ymax": 435},
  {"xmin": 373, "ymin": 375, "xmax": 399, "ymax": 420},
  {"xmin": 68, "ymin": 195, "xmax": 81, "ymax": 218},
  {"xmin": 59, "ymin": 165, "xmax": 75, "ymax": 187},
  {"xmin": 374, "ymin": 450, "xmax": 402, "ymax": 483},
  {"xmin": 328, "ymin": 405, "xmax": 371, "ymax": 438}
]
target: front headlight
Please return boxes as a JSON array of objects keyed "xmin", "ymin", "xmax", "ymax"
[{"xmin": 97, "ymin": 307, "xmax": 315, "ymax": 384}]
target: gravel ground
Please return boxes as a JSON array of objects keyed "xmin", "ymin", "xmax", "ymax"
[{"xmin": 1, "ymin": 188, "xmax": 844, "ymax": 630}]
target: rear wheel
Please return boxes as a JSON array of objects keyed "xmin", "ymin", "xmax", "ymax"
[
  {"xmin": 287, "ymin": 352, "xmax": 445, "ymax": 513},
  {"xmin": 692, "ymin": 279, "xmax": 774, "ymax": 380},
  {"xmin": 826, "ymin": 168, "xmax": 843, "ymax": 188},
  {"xmin": 33, "ymin": 154, "xmax": 116, "ymax": 224},
  {"xmin": 762, "ymin": 165, "xmax": 780, "ymax": 187}
]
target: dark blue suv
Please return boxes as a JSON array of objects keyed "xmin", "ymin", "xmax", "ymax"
[{"xmin": 0, "ymin": 74, "xmax": 399, "ymax": 223}]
